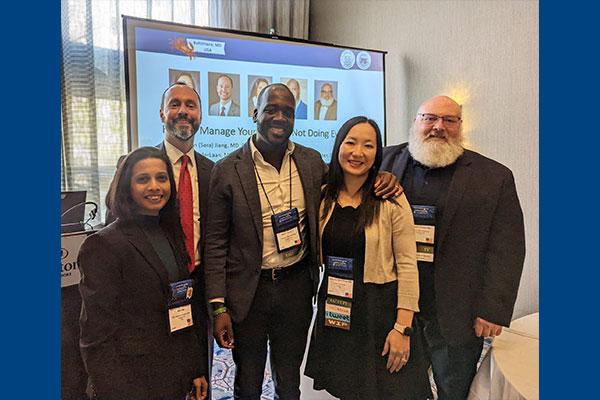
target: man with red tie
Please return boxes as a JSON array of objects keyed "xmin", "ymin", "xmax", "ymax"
[{"xmin": 157, "ymin": 82, "xmax": 215, "ymax": 391}]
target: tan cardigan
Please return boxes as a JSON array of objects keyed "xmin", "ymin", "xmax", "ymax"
[{"xmin": 319, "ymin": 193, "xmax": 420, "ymax": 311}]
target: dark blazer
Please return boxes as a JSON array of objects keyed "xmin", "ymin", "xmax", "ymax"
[
  {"xmin": 314, "ymin": 99, "xmax": 337, "ymax": 120},
  {"xmin": 78, "ymin": 218, "xmax": 207, "ymax": 399},
  {"xmin": 203, "ymin": 139, "xmax": 327, "ymax": 323},
  {"xmin": 381, "ymin": 144, "xmax": 526, "ymax": 345}
]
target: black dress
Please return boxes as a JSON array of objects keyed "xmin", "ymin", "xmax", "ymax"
[{"xmin": 305, "ymin": 203, "xmax": 431, "ymax": 400}]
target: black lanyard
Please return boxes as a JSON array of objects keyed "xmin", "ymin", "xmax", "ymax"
[{"xmin": 252, "ymin": 153, "xmax": 293, "ymax": 214}]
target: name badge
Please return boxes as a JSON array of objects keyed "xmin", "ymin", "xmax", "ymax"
[
  {"xmin": 271, "ymin": 207, "xmax": 302, "ymax": 253},
  {"xmin": 168, "ymin": 279, "xmax": 194, "ymax": 334},
  {"xmin": 168, "ymin": 305, "xmax": 194, "ymax": 333},
  {"xmin": 325, "ymin": 296, "xmax": 351, "ymax": 330},
  {"xmin": 412, "ymin": 205, "xmax": 436, "ymax": 263},
  {"xmin": 416, "ymin": 243, "xmax": 435, "ymax": 262},
  {"xmin": 327, "ymin": 276, "xmax": 353, "ymax": 299},
  {"xmin": 414, "ymin": 225, "xmax": 435, "ymax": 244},
  {"xmin": 411, "ymin": 205, "xmax": 436, "ymax": 225},
  {"xmin": 326, "ymin": 256, "xmax": 353, "ymax": 279}
]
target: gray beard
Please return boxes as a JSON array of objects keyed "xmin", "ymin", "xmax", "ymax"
[
  {"xmin": 166, "ymin": 126, "xmax": 196, "ymax": 142},
  {"xmin": 408, "ymin": 126, "xmax": 464, "ymax": 168},
  {"xmin": 319, "ymin": 98, "xmax": 334, "ymax": 107}
]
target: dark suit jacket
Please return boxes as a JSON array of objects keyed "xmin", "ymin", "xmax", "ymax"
[
  {"xmin": 203, "ymin": 139, "xmax": 327, "ymax": 323},
  {"xmin": 314, "ymin": 99, "xmax": 337, "ymax": 120},
  {"xmin": 381, "ymin": 144, "xmax": 526, "ymax": 345},
  {"xmin": 78, "ymin": 218, "xmax": 207, "ymax": 399}
]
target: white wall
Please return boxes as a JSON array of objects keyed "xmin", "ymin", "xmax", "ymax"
[{"xmin": 310, "ymin": 0, "xmax": 538, "ymax": 318}]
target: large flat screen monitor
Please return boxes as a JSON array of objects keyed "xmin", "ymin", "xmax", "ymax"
[{"xmin": 123, "ymin": 16, "xmax": 386, "ymax": 162}]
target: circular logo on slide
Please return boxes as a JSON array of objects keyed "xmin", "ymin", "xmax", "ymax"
[
  {"xmin": 356, "ymin": 51, "xmax": 372, "ymax": 70},
  {"xmin": 340, "ymin": 50, "xmax": 355, "ymax": 69}
]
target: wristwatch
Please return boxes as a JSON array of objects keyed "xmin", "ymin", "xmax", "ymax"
[
  {"xmin": 211, "ymin": 302, "xmax": 225, "ymax": 313},
  {"xmin": 393, "ymin": 323, "xmax": 413, "ymax": 336}
]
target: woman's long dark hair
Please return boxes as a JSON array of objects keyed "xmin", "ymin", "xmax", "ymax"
[
  {"xmin": 250, "ymin": 77, "xmax": 269, "ymax": 97},
  {"xmin": 322, "ymin": 116, "xmax": 384, "ymax": 232},
  {"xmin": 106, "ymin": 146, "xmax": 190, "ymax": 266}
]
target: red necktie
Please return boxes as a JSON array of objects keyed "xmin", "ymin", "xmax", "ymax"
[{"xmin": 178, "ymin": 155, "xmax": 195, "ymax": 272}]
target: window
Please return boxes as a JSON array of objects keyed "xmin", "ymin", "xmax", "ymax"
[{"xmin": 61, "ymin": 0, "xmax": 209, "ymax": 223}]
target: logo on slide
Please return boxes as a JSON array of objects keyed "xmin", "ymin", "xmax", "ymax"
[
  {"xmin": 340, "ymin": 50, "xmax": 355, "ymax": 69},
  {"xmin": 356, "ymin": 51, "xmax": 371, "ymax": 70}
]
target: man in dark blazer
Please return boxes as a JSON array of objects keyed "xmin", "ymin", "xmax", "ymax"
[
  {"xmin": 157, "ymin": 82, "xmax": 215, "ymax": 389},
  {"xmin": 381, "ymin": 95, "xmax": 526, "ymax": 400},
  {"xmin": 203, "ymin": 84, "xmax": 326, "ymax": 400}
]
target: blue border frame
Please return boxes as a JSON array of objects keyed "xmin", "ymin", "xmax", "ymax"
[{"xmin": 2, "ymin": 2, "xmax": 60, "ymax": 397}]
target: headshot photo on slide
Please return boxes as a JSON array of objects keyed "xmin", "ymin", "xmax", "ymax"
[
  {"xmin": 314, "ymin": 80, "xmax": 338, "ymax": 121},
  {"xmin": 282, "ymin": 77, "xmax": 308, "ymax": 120},
  {"xmin": 208, "ymin": 72, "xmax": 240, "ymax": 117},
  {"xmin": 247, "ymin": 76, "xmax": 272, "ymax": 117}
]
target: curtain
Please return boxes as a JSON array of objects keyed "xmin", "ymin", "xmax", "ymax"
[{"xmin": 210, "ymin": 0, "xmax": 310, "ymax": 39}]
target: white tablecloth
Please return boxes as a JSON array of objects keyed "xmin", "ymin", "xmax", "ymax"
[{"xmin": 468, "ymin": 312, "xmax": 539, "ymax": 400}]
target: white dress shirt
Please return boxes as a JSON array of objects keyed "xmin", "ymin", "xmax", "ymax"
[{"xmin": 249, "ymin": 138, "xmax": 307, "ymax": 269}]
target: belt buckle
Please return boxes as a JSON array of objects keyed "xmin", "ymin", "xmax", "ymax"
[{"xmin": 271, "ymin": 268, "xmax": 278, "ymax": 281}]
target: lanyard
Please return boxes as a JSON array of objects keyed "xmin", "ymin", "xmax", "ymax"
[{"xmin": 252, "ymin": 153, "xmax": 293, "ymax": 214}]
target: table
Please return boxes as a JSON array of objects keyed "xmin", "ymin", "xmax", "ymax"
[{"xmin": 468, "ymin": 312, "xmax": 539, "ymax": 400}]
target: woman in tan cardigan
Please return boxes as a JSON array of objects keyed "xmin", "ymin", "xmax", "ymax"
[{"xmin": 305, "ymin": 117, "xmax": 431, "ymax": 400}]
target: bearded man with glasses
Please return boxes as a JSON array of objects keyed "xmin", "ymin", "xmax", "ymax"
[{"xmin": 381, "ymin": 95, "xmax": 526, "ymax": 400}]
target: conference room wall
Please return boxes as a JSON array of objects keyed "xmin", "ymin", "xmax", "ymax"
[{"xmin": 309, "ymin": 0, "xmax": 539, "ymax": 319}]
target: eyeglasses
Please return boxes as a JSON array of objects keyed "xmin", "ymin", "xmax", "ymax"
[{"xmin": 417, "ymin": 113, "xmax": 462, "ymax": 126}]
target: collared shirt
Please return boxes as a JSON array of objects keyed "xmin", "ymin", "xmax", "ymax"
[
  {"xmin": 164, "ymin": 140, "xmax": 201, "ymax": 265},
  {"xmin": 249, "ymin": 137, "xmax": 307, "ymax": 269},
  {"xmin": 318, "ymin": 102, "xmax": 329, "ymax": 120},
  {"xmin": 219, "ymin": 99, "xmax": 233, "ymax": 115}
]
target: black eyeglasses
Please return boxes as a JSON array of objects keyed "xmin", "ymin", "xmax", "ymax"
[{"xmin": 417, "ymin": 113, "xmax": 462, "ymax": 126}]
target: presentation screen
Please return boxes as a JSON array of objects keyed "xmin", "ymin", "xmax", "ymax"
[{"xmin": 124, "ymin": 16, "xmax": 386, "ymax": 162}]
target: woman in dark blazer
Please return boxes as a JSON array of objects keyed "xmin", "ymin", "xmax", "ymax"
[{"xmin": 78, "ymin": 147, "xmax": 208, "ymax": 400}]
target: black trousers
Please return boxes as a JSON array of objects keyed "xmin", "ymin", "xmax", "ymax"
[
  {"xmin": 232, "ymin": 265, "xmax": 313, "ymax": 400},
  {"xmin": 415, "ymin": 316, "xmax": 483, "ymax": 400}
]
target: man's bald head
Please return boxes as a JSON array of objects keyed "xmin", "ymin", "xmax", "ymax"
[
  {"xmin": 416, "ymin": 96, "xmax": 462, "ymax": 119},
  {"xmin": 409, "ymin": 95, "xmax": 464, "ymax": 168}
]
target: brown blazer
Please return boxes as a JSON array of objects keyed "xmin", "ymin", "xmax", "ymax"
[{"xmin": 314, "ymin": 99, "xmax": 338, "ymax": 120}]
